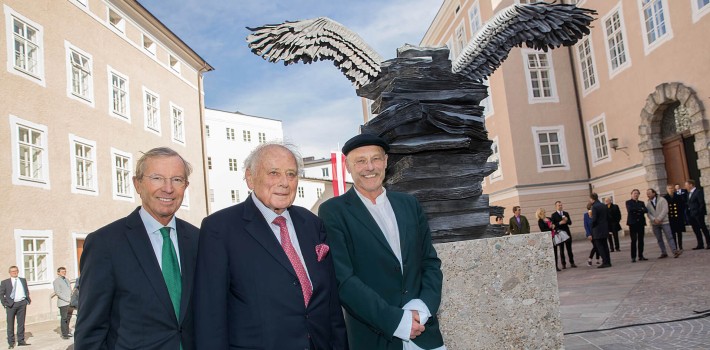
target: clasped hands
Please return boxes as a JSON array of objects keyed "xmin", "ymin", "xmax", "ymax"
[{"xmin": 410, "ymin": 310, "xmax": 425, "ymax": 339}]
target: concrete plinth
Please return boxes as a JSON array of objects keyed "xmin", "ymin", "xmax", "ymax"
[{"xmin": 435, "ymin": 232, "xmax": 562, "ymax": 349}]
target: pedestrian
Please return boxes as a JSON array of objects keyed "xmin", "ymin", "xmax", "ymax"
[
  {"xmin": 75, "ymin": 147, "xmax": 199, "ymax": 349},
  {"xmin": 583, "ymin": 203, "xmax": 600, "ymax": 266},
  {"xmin": 590, "ymin": 193, "xmax": 612, "ymax": 268},
  {"xmin": 0, "ymin": 266, "xmax": 31, "ymax": 348},
  {"xmin": 319, "ymin": 134, "xmax": 445, "ymax": 350},
  {"xmin": 551, "ymin": 201, "xmax": 576, "ymax": 268},
  {"xmin": 194, "ymin": 142, "xmax": 347, "ymax": 350},
  {"xmin": 509, "ymin": 206, "xmax": 530, "ymax": 234},
  {"xmin": 645, "ymin": 188, "xmax": 681, "ymax": 259},
  {"xmin": 536, "ymin": 208, "xmax": 561, "ymax": 272},
  {"xmin": 626, "ymin": 189, "xmax": 648, "ymax": 263},
  {"xmin": 52, "ymin": 267, "xmax": 73, "ymax": 339},
  {"xmin": 495, "ymin": 215, "xmax": 510, "ymax": 235},
  {"xmin": 605, "ymin": 197, "xmax": 622, "ymax": 252},
  {"xmin": 685, "ymin": 179, "xmax": 710, "ymax": 250},
  {"xmin": 664, "ymin": 184, "xmax": 686, "ymax": 250}
]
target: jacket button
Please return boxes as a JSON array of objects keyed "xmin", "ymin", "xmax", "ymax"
[{"xmin": 402, "ymin": 289, "xmax": 408, "ymax": 295}]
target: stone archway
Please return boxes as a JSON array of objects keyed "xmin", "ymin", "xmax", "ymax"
[{"xmin": 638, "ymin": 82, "xmax": 709, "ymax": 204}]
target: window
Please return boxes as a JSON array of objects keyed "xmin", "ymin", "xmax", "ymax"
[
  {"xmin": 588, "ymin": 115, "xmax": 610, "ymax": 164},
  {"xmin": 693, "ymin": 0, "xmax": 710, "ymax": 22},
  {"xmin": 5, "ymin": 6, "xmax": 45, "ymax": 85},
  {"xmin": 522, "ymin": 50, "xmax": 558, "ymax": 103},
  {"xmin": 481, "ymin": 80, "xmax": 494, "ymax": 117},
  {"xmin": 70, "ymin": 135, "xmax": 98, "ymax": 194},
  {"xmin": 15, "ymin": 230, "xmax": 53, "ymax": 284},
  {"xmin": 205, "ymin": 125, "xmax": 210, "ymax": 137},
  {"xmin": 532, "ymin": 126, "xmax": 569, "ymax": 171},
  {"xmin": 469, "ymin": 1, "xmax": 482, "ymax": 36},
  {"xmin": 66, "ymin": 43, "xmax": 93, "ymax": 103},
  {"xmin": 322, "ymin": 167, "xmax": 329, "ymax": 177},
  {"xmin": 576, "ymin": 37, "xmax": 598, "ymax": 93},
  {"xmin": 488, "ymin": 137, "xmax": 502, "ymax": 181},
  {"xmin": 10, "ymin": 115, "xmax": 49, "ymax": 189},
  {"xmin": 111, "ymin": 148, "xmax": 133, "ymax": 200},
  {"xmin": 228, "ymin": 158, "xmax": 238, "ymax": 171},
  {"xmin": 209, "ymin": 189, "xmax": 214, "ymax": 203},
  {"xmin": 243, "ymin": 130, "xmax": 251, "ymax": 142},
  {"xmin": 108, "ymin": 67, "xmax": 130, "ymax": 120},
  {"xmin": 639, "ymin": 0, "xmax": 673, "ymax": 53},
  {"xmin": 316, "ymin": 188, "xmax": 323, "ymax": 198},
  {"xmin": 231, "ymin": 190, "xmax": 240, "ymax": 203},
  {"xmin": 143, "ymin": 88, "xmax": 160, "ymax": 133},
  {"xmin": 169, "ymin": 55, "xmax": 181, "ymax": 73},
  {"xmin": 258, "ymin": 132, "xmax": 266, "ymax": 144},
  {"xmin": 108, "ymin": 8, "xmax": 125, "ymax": 33},
  {"xmin": 226, "ymin": 127, "xmax": 235, "ymax": 140},
  {"xmin": 446, "ymin": 38, "xmax": 454, "ymax": 60},
  {"xmin": 207, "ymin": 157, "xmax": 212, "ymax": 170},
  {"xmin": 298, "ymin": 186, "xmax": 305, "ymax": 198},
  {"xmin": 181, "ymin": 189, "xmax": 190, "ymax": 210},
  {"xmin": 142, "ymin": 34, "xmax": 156, "ymax": 55},
  {"xmin": 171, "ymin": 104, "xmax": 185, "ymax": 144},
  {"xmin": 454, "ymin": 23, "xmax": 466, "ymax": 57},
  {"xmin": 603, "ymin": 6, "xmax": 631, "ymax": 77}
]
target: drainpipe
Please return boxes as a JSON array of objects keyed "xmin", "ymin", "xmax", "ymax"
[
  {"xmin": 197, "ymin": 65, "xmax": 211, "ymax": 215},
  {"xmin": 567, "ymin": 46, "xmax": 592, "ymax": 194}
]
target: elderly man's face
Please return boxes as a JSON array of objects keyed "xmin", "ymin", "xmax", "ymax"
[
  {"xmin": 346, "ymin": 145, "xmax": 388, "ymax": 200},
  {"xmin": 246, "ymin": 145, "xmax": 298, "ymax": 214},
  {"xmin": 604, "ymin": 197, "xmax": 611, "ymax": 205}
]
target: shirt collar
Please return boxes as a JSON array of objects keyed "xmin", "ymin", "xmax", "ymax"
[
  {"xmin": 251, "ymin": 192, "xmax": 292, "ymax": 224},
  {"xmin": 354, "ymin": 186, "xmax": 387, "ymax": 206},
  {"xmin": 139, "ymin": 207, "xmax": 176, "ymax": 235}
]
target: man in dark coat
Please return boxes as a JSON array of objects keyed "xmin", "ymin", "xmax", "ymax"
[
  {"xmin": 551, "ymin": 201, "xmax": 576, "ymax": 268},
  {"xmin": 664, "ymin": 184, "xmax": 686, "ymax": 250},
  {"xmin": 626, "ymin": 189, "xmax": 648, "ymax": 262},
  {"xmin": 685, "ymin": 179, "xmax": 710, "ymax": 249},
  {"xmin": 1, "ymin": 266, "xmax": 31, "ymax": 348},
  {"xmin": 605, "ymin": 197, "xmax": 622, "ymax": 252},
  {"xmin": 590, "ymin": 193, "xmax": 612, "ymax": 268}
]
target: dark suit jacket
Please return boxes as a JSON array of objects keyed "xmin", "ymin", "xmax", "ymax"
[
  {"xmin": 687, "ymin": 188, "xmax": 707, "ymax": 218},
  {"xmin": 319, "ymin": 188, "xmax": 444, "ymax": 350},
  {"xmin": 606, "ymin": 204, "xmax": 622, "ymax": 232},
  {"xmin": 591, "ymin": 201, "xmax": 609, "ymax": 239},
  {"xmin": 194, "ymin": 196, "xmax": 347, "ymax": 350},
  {"xmin": 625, "ymin": 199, "xmax": 647, "ymax": 226},
  {"xmin": 75, "ymin": 207, "xmax": 199, "ymax": 350},
  {"xmin": 509, "ymin": 215, "xmax": 531, "ymax": 234},
  {"xmin": 0, "ymin": 277, "xmax": 30, "ymax": 308},
  {"xmin": 550, "ymin": 211, "xmax": 572, "ymax": 234}
]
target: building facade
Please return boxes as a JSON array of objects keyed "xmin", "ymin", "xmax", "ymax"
[
  {"xmin": 420, "ymin": 0, "xmax": 710, "ymax": 236},
  {"xmin": 0, "ymin": 0, "xmax": 211, "ymax": 325}
]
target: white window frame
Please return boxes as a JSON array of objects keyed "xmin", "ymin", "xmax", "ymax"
[
  {"xmin": 107, "ymin": 66, "xmax": 130, "ymax": 122},
  {"xmin": 469, "ymin": 1, "xmax": 482, "ymax": 37},
  {"xmin": 231, "ymin": 189, "xmax": 239, "ymax": 204},
  {"xmin": 488, "ymin": 136, "xmax": 502, "ymax": 182},
  {"xmin": 521, "ymin": 49, "xmax": 559, "ymax": 104},
  {"xmin": 14, "ymin": 229, "xmax": 53, "ymax": 286},
  {"xmin": 481, "ymin": 79, "xmax": 494, "ymax": 118},
  {"xmin": 111, "ymin": 147, "xmax": 134, "ymax": 201},
  {"xmin": 598, "ymin": 191, "xmax": 616, "ymax": 205},
  {"xmin": 205, "ymin": 125, "xmax": 210, "ymax": 138},
  {"xmin": 322, "ymin": 167, "xmax": 329, "ymax": 178},
  {"xmin": 587, "ymin": 114, "xmax": 612, "ymax": 165},
  {"xmin": 10, "ymin": 115, "xmax": 50, "ymax": 189},
  {"xmin": 142, "ymin": 34, "xmax": 156, "ymax": 56},
  {"xmin": 209, "ymin": 189, "xmax": 215, "ymax": 203},
  {"xmin": 226, "ymin": 127, "xmax": 235, "ymax": 140},
  {"xmin": 107, "ymin": 7, "xmax": 125, "ymax": 34},
  {"xmin": 603, "ymin": 4, "xmax": 632, "ymax": 79},
  {"xmin": 64, "ymin": 41, "xmax": 94, "ymax": 106},
  {"xmin": 180, "ymin": 189, "xmax": 190, "ymax": 210},
  {"xmin": 69, "ymin": 134, "xmax": 98, "ymax": 195},
  {"xmin": 298, "ymin": 186, "xmax": 305, "ymax": 198},
  {"xmin": 169, "ymin": 55, "xmax": 181, "ymax": 73},
  {"xmin": 207, "ymin": 156, "xmax": 212, "ymax": 170},
  {"xmin": 258, "ymin": 132, "xmax": 266, "ymax": 144},
  {"xmin": 142, "ymin": 87, "xmax": 160, "ymax": 135},
  {"xmin": 243, "ymin": 130, "xmax": 252, "ymax": 142},
  {"xmin": 532, "ymin": 126, "xmax": 570, "ymax": 172},
  {"xmin": 692, "ymin": 0, "xmax": 710, "ymax": 22},
  {"xmin": 575, "ymin": 36, "xmax": 599, "ymax": 96},
  {"xmin": 446, "ymin": 38, "xmax": 454, "ymax": 60},
  {"xmin": 228, "ymin": 158, "xmax": 238, "ymax": 172},
  {"xmin": 454, "ymin": 23, "xmax": 466, "ymax": 58},
  {"xmin": 4, "ymin": 5, "xmax": 45, "ymax": 86},
  {"xmin": 170, "ymin": 103, "xmax": 185, "ymax": 145},
  {"xmin": 637, "ymin": 0, "xmax": 673, "ymax": 55}
]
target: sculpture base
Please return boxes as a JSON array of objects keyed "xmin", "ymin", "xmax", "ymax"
[{"xmin": 435, "ymin": 232, "xmax": 563, "ymax": 349}]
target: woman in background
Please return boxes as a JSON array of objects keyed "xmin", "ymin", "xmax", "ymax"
[
  {"xmin": 584, "ymin": 202, "xmax": 600, "ymax": 266},
  {"xmin": 537, "ymin": 208, "xmax": 560, "ymax": 271}
]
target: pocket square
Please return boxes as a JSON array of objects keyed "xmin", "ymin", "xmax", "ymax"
[{"xmin": 316, "ymin": 243, "xmax": 330, "ymax": 262}]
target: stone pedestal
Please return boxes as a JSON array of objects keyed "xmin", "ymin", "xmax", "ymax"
[{"xmin": 435, "ymin": 232, "xmax": 562, "ymax": 349}]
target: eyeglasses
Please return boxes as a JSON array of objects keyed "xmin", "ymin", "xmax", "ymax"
[{"xmin": 142, "ymin": 175, "xmax": 188, "ymax": 188}]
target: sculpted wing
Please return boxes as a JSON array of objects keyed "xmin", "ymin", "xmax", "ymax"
[
  {"xmin": 453, "ymin": 3, "xmax": 596, "ymax": 81},
  {"xmin": 247, "ymin": 17, "xmax": 383, "ymax": 88}
]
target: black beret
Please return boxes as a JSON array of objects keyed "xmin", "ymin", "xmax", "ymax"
[{"xmin": 342, "ymin": 134, "xmax": 390, "ymax": 155}]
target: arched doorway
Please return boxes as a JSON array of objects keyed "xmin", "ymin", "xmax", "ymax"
[{"xmin": 638, "ymin": 82, "xmax": 709, "ymax": 201}]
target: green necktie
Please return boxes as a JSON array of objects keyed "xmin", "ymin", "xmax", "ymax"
[{"xmin": 160, "ymin": 227, "xmax": 182, "ymax": 319}]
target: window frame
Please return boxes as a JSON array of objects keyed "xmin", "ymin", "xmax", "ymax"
[
  {"xmin": 692, "ymin": 0, "xmax": 710, "ymax": 22},
  {"xmin": 602, "ymin": 4, "xmax": 632, "ymax": 79},
  {"xmin": 531, "ymin": 125, "xmax": 570, "ymax": 172},
  {"xmin": 258, "ymin": 132, "xmax": 266, "ymax": 144},
  {"xmin": 521, "ymin": 49, "xmax": 559, "ymax": 104},
  {"xmin": 170, "ymin": 102, "xmax": 185, "ymax": 145},
  {"xmin": 228, "ymin": 158, "xmax": 238, "ymax": 172},
  {"xmin": 637, "ymin": 0, "xmax": 674, "ymax": 55},
  {"xmin": 575, "ymin": 36, "xmax": 599, "ymax": 96},
  {"xmin": 111, "ymin": 147, "xmax": 134, "ymax": 201},
  {"xmin": 65, "ymin": 41, "xmax": 94, "ymax": 106},
  {"xmin": 587, "ymin": 114, "xmax": 612, "ymax": 165},
  {"xmin": 226, "ymin": 127, "xmax": 235, "ymax": 140},
  {"xmin": 107, "ymin": 66, "xmax": 131, "ymax": 122},
  {"xmin": 243, "ymin": 130, "xmax": 252, "ymax": 142},
  {"xmin": 481, "ymin": 79, "xmax": 494, "ymax": 118},
  {"xmin": 4, "ymin": 5, "xmax": 45, "ymax": 86},
  {"xmin": 69, "ymin": 134, "xmax": 98, "ymax": 195},
  {"xmin": 488, "ymin": 136, "xmax": 502, "ymax": 182},
  {"xmin": 207, "ymin": 156, "xmax": 212, "ymax": 170},
  {"xmin": 14, "ymin": 229, "xmax": 53, "ymax": 286},
  {"xmin": 453, "ymin": 22, "xmax": 466, "ymax": 58},
  {"xmin": 107, "ymin": 7, "xmax": 126, "ymax": 34},
  {"xmin": 142, "ymin": 86, "xmax": 161, "ymax": 135},
  {"xmin": 10, "ymin": 115, "xmax": 50, "ymax": 189},
  {"xmin": 231, "ymin": 189, "xmax": 240, "ymax": 204},
  {"xmin": 468, "ymin": 1, "xmax": 482, "ymax": 37},
  {"xmin": 142, "ymin": 34, "xmax": 156, "ymax": 56},
  {"xmin": 297, "ymin": 186, "xmax": 305, "ymax": 198}
]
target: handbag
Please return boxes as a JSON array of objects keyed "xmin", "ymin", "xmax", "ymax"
[{"xmin": 554, "ymin": 230, "xmax": 570, "ymax": 245}]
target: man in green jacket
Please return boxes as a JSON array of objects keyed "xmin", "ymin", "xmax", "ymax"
[{"xmin": 319, "ymin": 134, "xmax": 446, "ymax": 350}]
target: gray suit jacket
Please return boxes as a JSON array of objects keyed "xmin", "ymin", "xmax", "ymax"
[
  {"xmin": 646, "ymin": 196, "xmax": 669, "ymax": 225},
  {"xmin": 53, "ymin": 276, "xmax": 72, "ymax": 307}
]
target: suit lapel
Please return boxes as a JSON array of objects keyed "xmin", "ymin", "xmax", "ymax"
[
  {"xmin": 123, "ymin": 209, "xmax": 176, "ymax": 322},
  {"xmin": 243, "ymin": 197, "xmax": 298, "ymax": 278},
  {"xmin": 176, "ymin": 219, "xmax": 193, "ymax": 324},
  {"xmin": 343, "ymin": 189, "xmax": 399, "ymax": 262}
]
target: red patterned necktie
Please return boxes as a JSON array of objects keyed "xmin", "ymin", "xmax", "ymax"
[{"xmin": 273, "ymin": 216, "xmax": 312, "ymax": 307}]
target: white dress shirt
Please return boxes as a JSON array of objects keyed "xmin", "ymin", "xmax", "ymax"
[
  {"xmin": 139, "ymin": 208, "xmax": 182, "ymax": 272},
  {"xmin": 11, "ymin": 277, "xmax": 27, "ymax": 302}
]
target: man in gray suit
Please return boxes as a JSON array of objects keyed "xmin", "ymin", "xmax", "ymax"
[
  {"xmin": 52, "ymin": 267, "xmax": 73, "ymax": 339},
  {"xmin": 646, "ymin": 189, "xmax": 681, "ymax": 259},
  {"xmin": 590, "ymin": 193, "xmax": 612, "ymax": 268}
]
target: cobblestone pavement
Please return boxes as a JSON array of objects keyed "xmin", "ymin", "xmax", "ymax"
[{"xmin": 559, "ymin": 233, "xmax": 710, "ymax": 349}]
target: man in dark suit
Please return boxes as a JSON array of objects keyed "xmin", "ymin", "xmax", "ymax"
[
  {"xmin": 626, "ymin": 189, "xmax": 648, "ymax": 263},
  {"xmin": 551, "ymin": 201, "xmax": 576, "ymax": 268},
  {"xmin": 508, "ymin": 206, "xmax": 530, "ymax": 235},
  {"xmin": 1, "ymin": 266, "xmax": 31, "ymax": 348},
  {"xmin": 685, "ymin": 179, "xmax": 710, "ymax": 249},
  {"xmin": 590, "ymin": 193, "xmax": 612, "ymax": 268},
  {"xmin": 605, "ymin": 197, "xmax": 622, "ymax": 252},
  {"xmin": 75, "ymin": 147, "xmax": 199, "ymax": 350},
  {"xmin": 194, "ymin": 143, "xmax": 347, "ymax": 350},
  {"xmin": 319, "ymin": 134, "xmax": 445, "ymax": 350}
]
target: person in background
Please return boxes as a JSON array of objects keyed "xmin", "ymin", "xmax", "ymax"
[
  {"xmin": 551, "ymin": 201, "xmax": 576, "ymax": 269},
  {"xmin": 626, "ymin": 189, "xmax": 648, "ymax": 263},
  {"xmin": 590, "ymin": 193, "xmax": 612, "ymax": 268},
  {"xmin": 645, "ymin": 188, "xmax": 681, "ymax": 259},
  {"xmin": 583, "ymin": 203, "xmax": 600, "ymax": 266},
  {"xmin": 495, "ymin": 215, "xmax": 510, "ymax": 235},
  {"xmin": 605, "ymin": 197, "xmax": 622, "ymax": 252},
  {"xmin": 536, "ymin": 208, "xmax": 560, "ymax": 272},
  {"xmin": 52, "ymin": 267, "xmax": 73, "ymax": 340},
  {"xmin": 509, "ymin": 206, "xmax": 530, "ymax": 235},
  {"xmin": 664, "ymin": 184, "xmax": 686, "ymax": 250},
  {"xmin": 685, "ymin": 179, "xmax": 710, "ymax": 250},
  {"xmin": 1, "ymin": 266, "xmax": 31, "ymax": 348}
]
